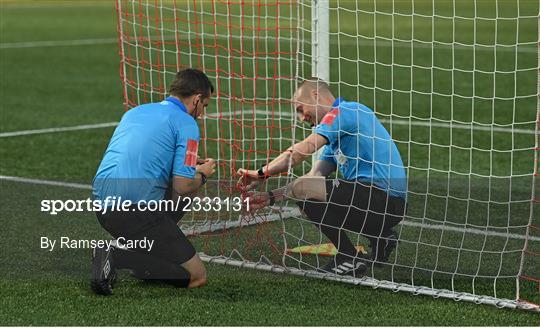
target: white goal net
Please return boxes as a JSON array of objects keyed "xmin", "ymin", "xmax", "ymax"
[{"xmin": 115, "ymin": 0, "xmax": 539, "ymax": 310}]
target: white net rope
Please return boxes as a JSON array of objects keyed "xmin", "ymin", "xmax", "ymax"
[{"xmin": 116, "ymin": 0, "xmax": 539, "ymax": 309}]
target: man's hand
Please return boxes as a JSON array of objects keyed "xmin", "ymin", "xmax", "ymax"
[
  {"xmin": 236, "ymin": 168, "xmax": 262, "ymax": 191},
  {"xmin": 197, "ymin": 158, "xmax": 216, "ymax": 177},
  {"xmin": 236, "ymin": 134, "xmax": 328, "ymax": 192},
  {"xmin": 244, "ymin": 191, "xmax": 271, "ymax": 211}
]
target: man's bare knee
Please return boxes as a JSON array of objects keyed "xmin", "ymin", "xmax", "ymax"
[{"xmin": 290, "ymin": 176, "xmax": 326, "ymax": 201}]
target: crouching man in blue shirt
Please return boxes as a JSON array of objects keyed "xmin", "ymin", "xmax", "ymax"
[{"xmin": 239, "ymin": 78, "xmax": 407, "ymax": 277}]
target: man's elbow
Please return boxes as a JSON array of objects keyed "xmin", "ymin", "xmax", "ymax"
[
  {"xmin": 291, "ymin": 152, "xmax": 309, "ymax": 166},
  {"xmin": 285, "ymin": 148, "xmax": 308, "ymax": 166},
  {"xmin": 173, "ymin": 177, "xmax": 200, "ymax": 197},
  {"xmin": 306, "ymin": 170, "xmax": 322, "ymax": 177},
  {"xmin": 175, "ymin": 185, "xmax": 198, "ymax": 197}
]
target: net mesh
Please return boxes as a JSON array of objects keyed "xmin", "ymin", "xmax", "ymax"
[{"xmin": 115, "ymin": 0, "xmax": 539, "ymax": 309}]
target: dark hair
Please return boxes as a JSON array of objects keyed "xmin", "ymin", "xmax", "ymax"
[{"xmin": 169, "ymin": 68, "xmax": 214, "ymax": 99}]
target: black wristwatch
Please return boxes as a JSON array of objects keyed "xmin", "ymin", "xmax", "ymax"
[
  {"xmin": 258, "ymin": 167, "xmax": 269, "ymax": 179},
  {"xmin": 198, "ymin": 172, "xmax": 207, "ymax": 186},
  {"xmin": 268, "ymin": 190, "xmax": 276, "ymax": 206}
]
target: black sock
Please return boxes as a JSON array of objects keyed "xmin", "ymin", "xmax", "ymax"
[
  {"xmin": 298, "ymin": 200, "xmax": 358, "ymax": 258},
  {"xmin": 113, "ymin": 247, "xmax": 191, "ymax": 287}
]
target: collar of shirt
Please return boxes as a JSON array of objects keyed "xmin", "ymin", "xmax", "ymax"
[
  {"xmin": 165, "ymin": 96, "xmax": 188, "ymax": 113},
  {"xmin": 332, "ymin": 97, "xmax": 344, "ymax": 108}
]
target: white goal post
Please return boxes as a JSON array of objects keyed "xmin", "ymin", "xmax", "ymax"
[{"xmin": 115, "ymin": 0, "xmax": 539, "ymax": 311}]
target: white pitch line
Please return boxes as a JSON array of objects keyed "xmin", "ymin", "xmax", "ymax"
[
  {"xmin": 220, "ymin": 109, "xmax": 537, "ymax": 135},
  {"xmin": 1, "ymin": 1, "xmax": 114, "ymax": 9},
  {"xmin": 0, "ymin": 122, "xmax": 118, "ymax": 137},
  {"xmin": 281, "ymin": 207, "xmax": 539, "ymax": 242},
  {"xmin": 401, "ymin": 220, "xmax": 539, "ymax": 242},
  {"xmin": 1, "ymin": 174, "xmax": 537, "ymax": 242},
  {"xmin": 0, "ymin": 175, "xmax": 92, "ymax": 190},
  {"xmin": 0, "ymin": 38, "xmax": 118, "ymax": 49},
  {"xmin": 0, "ymin": 112, "xmax": 535, "ymax": 138},
  {"xmin": 378, "ymin": 118, "xmax": 537, "ymax": 135},
  {"xmin": 1, "ymin": 35, "xmax": 536, "ymax": 54}
]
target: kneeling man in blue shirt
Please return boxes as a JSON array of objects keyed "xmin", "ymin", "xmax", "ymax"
[{"xmin": 239, "ymin": 78, "xmax": 407, "ymax": 277}]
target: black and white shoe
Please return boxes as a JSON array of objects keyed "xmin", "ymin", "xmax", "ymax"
[
  {"xmin": 91, "ymin": 245, "xmax": 116, "ymax": 295},
  {"xmin": 370, "ymin": 231, "xmax": 398, "ymax": 266},
  {"xmin": 318, "ymin": 255, "xmax": 367, "ymax": 277}
]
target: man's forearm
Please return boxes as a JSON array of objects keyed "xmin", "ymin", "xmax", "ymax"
[
  {"xmin": 263, "ymin": 149, "xmax": 305, "ymax": 176},
  {"xmin": 269, "ymin": 185, "xmax": 289, "ymax": 202},
  {"xmin": 262, "ymin": 134, "xmax": 326, "ymax": 176},
  {"xmin": 173, "ymin": 173, "xmax": 205, "ymax": 198},
  {"xmin": 268, "ymin": 178, "xmax": 304, "ymax": 201},
  {"xmin": 187, "ymin": 173, "xmax": 205, "ymax": 196}
]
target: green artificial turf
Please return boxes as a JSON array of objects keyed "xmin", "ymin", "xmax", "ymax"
[{"xmin": 0, "ymin": 0, "xmax": 538, "ymax": 325}]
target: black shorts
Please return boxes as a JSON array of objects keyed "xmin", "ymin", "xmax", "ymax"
[
  {"xmin": 96, "ymin": 202, "xmax": 196, "ymax": 264},
  {"xmin": 298, "ymin": 179, "xmax": 406, "ymax": 238}
]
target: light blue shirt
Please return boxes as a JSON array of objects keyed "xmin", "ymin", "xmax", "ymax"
[
  {"xmin": 315, "ymin": 98, "xmax": 407, "ymax": 199},
  {"xmin": 92, "ymin": 97, "xmax": 199, "ymax": 202}
]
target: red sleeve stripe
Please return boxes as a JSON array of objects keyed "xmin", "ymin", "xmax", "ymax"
[
  {"xmin": 321, "ymin": 108, "xmax": 340, "ymax": 125},
  {"xmin": 184, "ymin": 139, "xmax": 199, "ymax": 167}
]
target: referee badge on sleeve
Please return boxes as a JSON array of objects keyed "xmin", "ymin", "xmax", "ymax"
[
  {"xmin": 184, "ymin": 139, "xmax": 199, "ymax": 167},
  {"xmin": 321, "ymin": 108, "xmax": 339, "ymax": 125}
]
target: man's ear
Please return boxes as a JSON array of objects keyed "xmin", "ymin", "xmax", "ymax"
[{"xmin": 311, "ymin": 89, "xmax": 319, "ymax": 101}]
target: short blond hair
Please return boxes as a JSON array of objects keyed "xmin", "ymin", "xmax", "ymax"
[
  {"xmin": 298, "ymin": 77, "xmax": 330, "ymax": 91},
  {"xmin": 296, "ymin": 77, "xmax": 332, "ymax": 95}
]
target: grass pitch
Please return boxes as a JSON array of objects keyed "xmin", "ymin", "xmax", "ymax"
[{"xmin": 0, "ymin": 0, "xmax": 538, "ymax": 326}]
